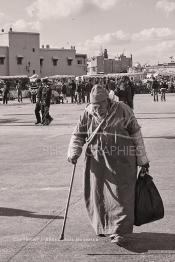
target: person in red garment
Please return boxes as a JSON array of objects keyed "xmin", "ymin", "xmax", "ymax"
[{"xmin": 67, "ymin": 84, "xmax": 149, "ymax": 245}]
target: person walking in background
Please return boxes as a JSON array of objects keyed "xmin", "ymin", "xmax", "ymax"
[
  {"xmin": 151, "ymin": 77, "xmax": 159, "ymax": 102},
  {"xmin": 41, "ymin": 79, "xmax": 53, "ymax": 125},
  {"xmin": 16, "ymin": 80, "xmax": 23, "ymax": 103},
  {"xmin": 35, "ymin": 79, "xmax": 43, "ymax": 125},
  {"xmin": 160, "ymin": 80, "xmax": 168, "ymax": 102},
  {"xmin": 61, "ymin": 80, "xmax": 68, "ymax": 103},
  {"xmin": 67, "ymin": 84, "xmax": 149, "ymax": 245},
  {"xmin": 114, "ymin": 76, "xmax": 133, "ymax": 109},
  {"xmin": 69, "ymin": 79, "xmax": 76, "ymax": 103},
  {"xmin": 85, "ymin": 79, "xmax": 93, "ymax": 103},
  {"xmin": 75, "ymin": 80, "xmax": 82, "ymax": 104},
  {"xmin": 2, "ymin": 82, "xmax": 10, "ymax": 104},
  {"xmin": 31, "ymin": 88, "xmax": 37, "ymax": 103}
]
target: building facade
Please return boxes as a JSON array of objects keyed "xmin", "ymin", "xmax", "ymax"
[
  {"xmin": 0, "ymin": 31, "xmax": 87, "ymax": 77},
  {"xmin": 87, "ymin": 53, "xmax": 132, "ymax": 75}
]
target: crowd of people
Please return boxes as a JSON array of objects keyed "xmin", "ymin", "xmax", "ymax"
[
  {"xmin": 0, "ymin": 79, "xmax": 23, "ymax": 104},
  {"xmin": 28, "ymin": 75, "xmax": 135, "ymax": 106},
  {"xmin": 1, "ymin": 74, "xmax": 175, "ymax": 127},
  {"xmin": 149, "ymin": 77, "xmax": 172, "ymax": 102}
]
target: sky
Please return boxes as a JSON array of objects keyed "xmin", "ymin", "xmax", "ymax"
[{"xmin": 0, "ymin": 0, "xmax": 175, "ymax": 65}]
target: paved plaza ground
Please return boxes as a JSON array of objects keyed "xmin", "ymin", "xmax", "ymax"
[{"xmin": 0, "ymin": 94, "xmax": 175, "ymax": 262}]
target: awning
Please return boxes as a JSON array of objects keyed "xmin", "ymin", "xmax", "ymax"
[
  {"xmin": 0, "ymin": 55, "xmax": 5, "ymax": 58},
  {"xmin": 17, "ymin": 55, "xmax": 24, "ymax": 58},
  {"xmin": 0, "ymin": 75, "xmax": 28, "ymax": 79},
  {"xmin": 40, "ymin": 57, "xmax": 44, "ymax": 60},
  {"xmin": 52, "ymin": 56, "xmax": 59, "ymax": 60},
  {"xmin": 29, "ymin": 74, "xmax": 39, "ymax": 79},
  {"xmin": 67, "ymin": 57, "xmax": 73, "ymax": 60}
]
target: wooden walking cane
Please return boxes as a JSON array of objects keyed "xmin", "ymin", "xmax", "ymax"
[{"xmin": 60, "ymin": 163, "xmax": 76, "ymax": 240}]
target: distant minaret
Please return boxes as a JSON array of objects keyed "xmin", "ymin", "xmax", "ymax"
[{"xmin": 104, "ymin": 49, "xmax": 108, "ymax": 59}]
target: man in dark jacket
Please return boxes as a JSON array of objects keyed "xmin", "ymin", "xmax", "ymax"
[
  {"xmin": 151, "ymin": 77, "xmax": 159, "ymax": 102},
  {"xmin": 2, "ymin": 82, "xmax": 10, "ymax": 104},
  {"xmin": 69, "ymin": 80, "xmax": 76, "ymax": 103},
  {"xmin": 114, "ymin": 76, "xmax": 133, "ymax": 109},
  {"xmin": 85, "ymin": 79, "xmax": 93, "ymax": 103},
  {"xmin": 35, "ymin": 79, "xmax": 43, "ymax": 125},
  {"xmin": 41, "ymin": 79, "xmax": 53, "ymax": 125}
]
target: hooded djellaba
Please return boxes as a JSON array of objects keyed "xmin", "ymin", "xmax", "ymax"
[
  {"xmin": 67, "ymin": 84, "xmax": 149, "ymax": 245},
  {"xmin": 115, "ymin": 76, "xmax": 134, "ymax": 109}
]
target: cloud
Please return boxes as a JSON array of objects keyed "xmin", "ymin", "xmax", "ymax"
[
  {"xmin": 156, "ymin": 0, "xmax": 175, "ymax": 15},
  {"xmin": 76, "ymin": 27, "xmax": 175, "ymax": 63},
  {"xmin": 77, "ymin": 30, "xmax": 130, "ymax": 57},
  {"xmin": 92, "ymin": 0, "xmax": 119, "ymax": 10},
  {"xmin": 4, "ymin": 19, "xmax": 41, "ymax": 32},
  {"xmin": 134, "ymin": 40, "xmax": 175, "ymax": 63},
  {"xmin": 26, "ymin": 0, "xmax": 120, "ymax": 20},
  {"xmin": 132, "ymin": 27, "xmax": 175, "ymax": 41},
  {"xmin": 77, "ymin": 27, "xmax": 175, "ymax": 55},
  {"xmin": 0, "ymin": 12, "xmax": 5, "ymax": 21}
]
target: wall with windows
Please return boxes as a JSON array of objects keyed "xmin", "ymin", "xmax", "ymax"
[
  {"xmin": 75, "ymin": 54, "xmax": 87, "ymax": 76},
  {"xmin": 8, "ymin": 31, "xmax": 40, "ymax": 76},
  {"xmin": 40, "ymin": 48, "xmax": 86, "ymax": 77},
  {"xmin": 87, "ymin": 54, "xmax": 132, "ymax": 75},
  {"xmin": 0, "ymin": 31, "xmax": 87, "ymax": 77},
  {"xmin": 0, "ymin": 46, "xmax": 9, "ymax": 75}
]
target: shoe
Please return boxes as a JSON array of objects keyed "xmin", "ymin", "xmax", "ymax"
[
  {"xmin": 42, "ymin": 122, "xmax": 48, "ymax": 126},
  {"xmin": 35, "ymin": 121, "xmax": 41, "ymax": 125},
  {"xmin": 110, "ymin": 234, "xmax": 127, "ymax": 245},
  {"xmin": 49, "ymin": 117, "xmax": 53, "ymax": 123},
  {"xmin": 97, "ymin": 234, "xmax": 106, "ymax": 237},
  {"xmin": 47, "ymin": 117, "xmax": 53, "ymax": 125}
]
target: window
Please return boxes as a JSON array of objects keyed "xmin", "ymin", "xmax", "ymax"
[
  {"xmin": 77, "ymin": 60, "xmax": 82, "ymax": 65},
  {"xmin": 0, "ymin": 57, "xmax": 5, "ymax": 65},
  {"xmin": 33, "ymin": 70, "xmax": 35, "ymax": 74},
  {"xmin": 40, "ymin": 58, "xmax": 44, "ymax": 66},
  {"xmin": 33, "ymin": 48, "xmax": 35, "ymax": 52},
  {"xmin": 53, "ymin": 59, "xmax": 58, "ymax": 66},
  {"xmin": 17, "ymin": 57, "xmax": 23, "ymax": 65},
  {"xmin": 67, "ymin": 59, "xmax": 72, "ymax": 66}
]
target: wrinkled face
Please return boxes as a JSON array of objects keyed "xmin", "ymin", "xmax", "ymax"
[{"xmin": 91, "ymin": 99, "xmax": 108, "ymax": 118}]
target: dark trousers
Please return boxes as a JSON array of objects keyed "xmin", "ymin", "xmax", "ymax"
[
  {"xmin": 81, "ymin": 94, "xmax": 85, "ymax": 103},
  {"xmin": 35, "ymin": 102, "xmax": 44, "ymax": 123},
  {"xmin": 153, "ymin": 90, "xmax": 158, "ymax": 101},
  {"xmin": 31, "ymin": 94, "xmax": 36, "ymax": 103},
  {"xmin": 42, "ymin": 104, "xmax": 52, "ymax": 124},
  {"xmin": 161, "ymin": 91, "xmax": 166, "ymax": 101},
  {"xmin": 18, "ymin": 92, "xmax": 23, "ymax": 102},
  {"xmin": 71, "ymin": 92, "xmax": 76, "ymax": 103},
  {"xmin": 3, "ymin": 95, "xmax": 8, "ymax": 104},
  {"xmin": 86, "ymin": 93, "xmax": 90, "ymax": 103}
]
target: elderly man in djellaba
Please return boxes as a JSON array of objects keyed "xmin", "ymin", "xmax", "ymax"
[{"xmin": 67, "ymin": 84, "xmax": 149, "ymax": 245}]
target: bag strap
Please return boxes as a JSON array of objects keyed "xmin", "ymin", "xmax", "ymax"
[{"xmin": 86, "ymin": 117, "xmax": 106, "ymax": 145}]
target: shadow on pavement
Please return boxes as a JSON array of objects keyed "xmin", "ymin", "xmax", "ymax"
[
  {"xmin": 0, "ymin": 207, "xmax": 63, "ymax": 220},
  {"xmin": 123, "ymin": 232, "xmax": 175, "ymax": 253},
  {"xmin": 87, "ymin": 233, "xmax": 175, "ymax": 256},
  {"xmin": 0, "ymin": 118, "xmax": 18, "ymax": 124}
]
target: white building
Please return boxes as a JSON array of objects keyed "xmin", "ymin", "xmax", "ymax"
[
  {"xmin": 87, "ymin": 54, "xmax": 132, "ymax": 75},
  {"xmin": 0, "ymin": 30, "xmax": 87, "ymax": 77}
]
